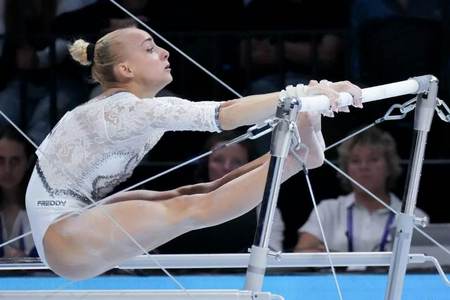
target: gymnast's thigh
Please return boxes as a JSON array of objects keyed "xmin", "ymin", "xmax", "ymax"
[{"xmin": 43, "ymin": 199, "xmax": 195, "ymax": 256}]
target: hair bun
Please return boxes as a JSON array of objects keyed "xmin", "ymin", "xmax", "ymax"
[{"xmin": 69, "ymin": 39, "xmax": 92, "ymax": 66}]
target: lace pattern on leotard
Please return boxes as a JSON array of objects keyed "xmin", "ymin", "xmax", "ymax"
[{"xmin": 35, "ymin": 92, "xmax": 222, "ymax": 206}]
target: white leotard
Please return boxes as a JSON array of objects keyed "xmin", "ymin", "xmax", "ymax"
[{"xmin": 25, "ymin": 92, "xmax": 221, "ymax": 263}]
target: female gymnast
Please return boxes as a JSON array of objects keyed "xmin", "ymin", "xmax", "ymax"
[{"xmin": 25, "ymin": 27, "xmax": 362, "ymax": 280}]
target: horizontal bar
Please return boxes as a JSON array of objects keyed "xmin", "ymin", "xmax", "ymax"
[
  {"xmin": 299, "ymin": 78, "xmax": 420, "ymax": 112},
  {"xmin": 0, "ymin": 252, "xmax": 429, "ymax": 270}
]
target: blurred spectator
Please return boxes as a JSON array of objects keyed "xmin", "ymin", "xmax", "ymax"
[
  {"xmin": 239, "ymin": 0, "xmax": 351, "ymax": 95},
  {"xmin": 0, "ymin": 125, "xmax": 36, "ymax": 257},
  {"xmin": 157, "ymin": 131, "xmax": 285, "ymax": 253},
  {"xmin": 350, "ymin": 0, "xmax": 448, "ymax": 85},
  {"xmin": 0, "ymin": 0, "xmax": 94, "ymax": 143},
  {"xmin": 295, "ymin": 127, "xmax": 428, "ymax": 252}
]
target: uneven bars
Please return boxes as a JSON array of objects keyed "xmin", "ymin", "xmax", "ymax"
[{"xmin": 299, "ymin": 78, "xmax": 422, "ymax": 112}]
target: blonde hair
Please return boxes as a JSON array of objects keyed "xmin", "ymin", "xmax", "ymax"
[
  {"xmin": 69, "ymin": 29, "xmax": 128, "ymax": 86},
  {"xmin": 337, "ymin": 127, "xmax": 402, "ymax": 192}
]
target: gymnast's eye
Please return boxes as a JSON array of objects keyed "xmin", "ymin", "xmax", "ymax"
[{"xmin": 146, "ymin": 47, "xmax": 155, "ymax": 53}]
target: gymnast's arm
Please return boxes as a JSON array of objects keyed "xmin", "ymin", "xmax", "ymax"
[
  {"xmin": 104, "ymin": 83, "xmax": 357, "ymax": 204},
  {"xmin": 217, "ymin": 80, "xmax": 361, "ymax": 130},
  {"xmin": 217, "ymin": 93, "xmax": 279, "ymax": 130}
]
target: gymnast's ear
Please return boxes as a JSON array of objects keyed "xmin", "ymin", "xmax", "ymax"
[{"xmin": 114, "ymin": 62, "xmax": 134, "ymax": 81}]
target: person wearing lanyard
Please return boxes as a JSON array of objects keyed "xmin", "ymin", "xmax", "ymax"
[{"xmin": 294, "ymin": 127, "xmax": 428, "ymax": 253}]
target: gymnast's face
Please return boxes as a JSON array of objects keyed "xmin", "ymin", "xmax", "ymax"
[
  {"xmin": 0, "ymin": 138, "xmax": 28, "ymax": 191},
  {"xmin": 346, "ymin": 144, "xmax": 389, "ymax": 195},
  {"xmin": 116, "ymin": 28, "xmax": 172, "ymax": 97},
  {"xmin": 208, "ymin": 144, "xmax": 249, "ymax": 181}
]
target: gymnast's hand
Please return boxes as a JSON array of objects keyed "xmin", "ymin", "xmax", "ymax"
[
  {"xmin": 307, "ymin": 80, "xmax": 362, "ymax": 115},
  {"xmin": 284, "ymin": 79, "xmax": 362, "ymax": 130},
  {"xmin": 289, "ymin": 80, "xmax": 362, "ymax": 169},
  {"xmin": 282, "ymin": 80, "xmax": 362, "ymax": 117}
]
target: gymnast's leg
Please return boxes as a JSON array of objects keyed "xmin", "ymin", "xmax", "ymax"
[
  {"xmin": 42, "ymin": 113, "xmax": 321, "ymax": 280},
  {"xmin": 43, "ymin": 157, "xmax": 275, "ymax": 280}
]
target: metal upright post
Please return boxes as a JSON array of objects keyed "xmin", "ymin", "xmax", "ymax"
[
  {"xmin": 244, "ymin": 95, "xmax": 300, "ymax": 292},
  {"xmin": 385, "ymin": 75, "xmax": 439, "ymax": 300}
]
